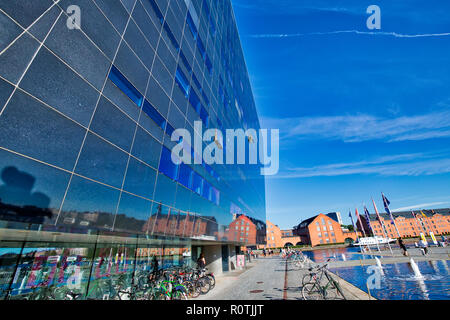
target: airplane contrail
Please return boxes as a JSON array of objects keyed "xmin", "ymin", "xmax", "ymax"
[{"xmin": 248, "ymin": 30, "xmax": 450, "ymax": 38}]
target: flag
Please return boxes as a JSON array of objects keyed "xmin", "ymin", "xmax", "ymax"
[
  {"xmin": 372, "ymin": 198, "xmax": 382, "ymax": 223},
  {"xmin": 420, "ymin": 210, "xmax": 427, "ymax": 218},
  {"xmin": 382, "ymin": 192, "xmax": 395, "ymax": 225},
  {"xmin": 363, "ymin": 205, "xmax": 374, "ymax": 233}
]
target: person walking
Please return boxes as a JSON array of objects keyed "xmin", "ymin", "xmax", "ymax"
[
  {"xmin": 398, "ymin": 238, "xmax": 408, "ymax": 256},
  {"xmin": 197, "ymin": 252, "xmax": 206, "ymax": 269}
]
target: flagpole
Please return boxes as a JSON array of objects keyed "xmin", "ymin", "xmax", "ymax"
[
  {"xmin": 364, "ymin": 204, "xmax": 381, "ymax": 254},
  {"xmin": 349, "ymin": 210, "xmax": 364, "ymax": 259},
  {"xmin": 382, "ymin": 192, "xmax": 402, "ymax": 239},
  {"xmin": 412, "ymin": 210, "xmax": 428, "ymax": 245},
  {"xmin": 356, "ymin": 208, "xmax": 374, "ymax": 255},
  {"xmin": 372, "ymin": 197, "xmax": 393, "ymax": 255}
]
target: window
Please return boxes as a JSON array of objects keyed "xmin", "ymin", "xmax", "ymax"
[
  {"xmin": 165, "ymin": 122, "xmax": 175, "ymax": 137},
  {"xmin": 196, "ymin": 38, "xmax": 206, "ymax": 59},
  {"xmin": 192, "ymin": 171, "xmax": 203, "ymax": 195},
  {"xmin": 159, "ymin": 146, "xmax": 179, "ymax": 180},
  {"xmin": 323, "ymin": 226, "xmax": 327, "ymax": 231},
  {"xmin": 199, "ymin": 106, "xmax": 209, "ymax": 127},
  {"xmin": 148, "ymin": 0, "xmax": 164, "ymax": 24},
  {"xmin": 179, "ymin": 51, "xmax": 192, "ymax": 74},
  {"xmin": 175, "ymin": 67, "xmax": 190, "ymax": 97},
  {"xmin": 163, "ymin": 22, "xmax": 179, "ymax": 50},
  {"xmin": 329, "ymin": 225, "xmax": 333, "ymax": 231},
  {"xmin": 186, "ymin": 12, "xmax": 198, "ymax": 39},
  {"xmin": 178, "ymin": 163, "xmax": 193, "ymax": 189},
  {"xmin": 108, "ymin": 65, "xmax": 143, "ymax": 107},
  {"xmin": 142, "ymin": 100, "xmax": 166, "ymax": 131},
  {"xmin": 202, "ymin": 180, "xmax": 211, "ymax": 199},
  {"xmin": 321, "ymin": 218, "xmax": 325, "ymax": 225},
  {"xmin": 188, "ymin": 89, "xmax": 201, "ymax": 113},
  {"xmin": 205, "ymin": 55, "xmax": 212, "ymax": 74}
]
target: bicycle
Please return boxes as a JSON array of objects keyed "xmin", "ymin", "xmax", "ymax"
[{"xmin": 302, "ymin": 261, "xmax": 346, "ymax": 300}]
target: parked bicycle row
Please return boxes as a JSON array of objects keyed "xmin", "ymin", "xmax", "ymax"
[{"xmin": 2, "ymin": 264, "xmax": 216, "ymax": 300}]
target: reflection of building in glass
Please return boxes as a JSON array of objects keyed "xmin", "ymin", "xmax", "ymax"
[{"xmin": 0, "ymin": 0, "xmax": 265, "ymax": 299}]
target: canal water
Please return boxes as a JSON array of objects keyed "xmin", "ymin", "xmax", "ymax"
[{"xmin": 303, "ymin": 247, "xmax": 450, "ymax": 300}]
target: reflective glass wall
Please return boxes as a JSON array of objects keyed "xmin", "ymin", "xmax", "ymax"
[{"xmin": 0, "ymin": 0, "xmax": 265, "ymax": 251}]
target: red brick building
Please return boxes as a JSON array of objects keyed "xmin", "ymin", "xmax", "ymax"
[
  {"xmin": 293, "ymin": 213, "xmax": 359, "ymax": 247},
  {"xmin": 259, "ymin": 220, "xmax": 302, "ymax": 249},
  {"xmin": 358, "ymin": 208, "xmax": 450, "ymax": 238}
]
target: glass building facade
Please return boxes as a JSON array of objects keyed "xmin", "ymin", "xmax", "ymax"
[{"xmin": 0, "ymin": 0, "xmax": 266, "ymax": 299}]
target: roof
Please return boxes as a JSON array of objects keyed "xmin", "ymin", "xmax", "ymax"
[{"xmin": 366, "ymin": 208, "xmax": 450, "ymax": 221}]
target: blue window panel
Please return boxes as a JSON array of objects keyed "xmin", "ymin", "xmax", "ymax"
[
  {"xmin": 159, "ymin": 146, "xmax": 179, "ymax": 180},
  {"xmin": 200, "ymin": 105, "xmax": 209, "ymax": 127},
  {"xmin": 175, "ymin": 67, "xmax": 190, "ymax": 97},
  {"xmin": 165, "ymin": 122, "xmax": 175, "ymax": 137},
  {"xmin": 192, "ymin": 73, "xmax": 201, "ymax": 91},
  {"xmin": 108, "ymin": 65, "xmax": 143, "ymax": 107},
  {"xmin": 201, "ymin": 90, "xmax": 210, "ymax": 107},
  {"xmin": 186, "ymin": 12, "xmax": 198, "ymax": 40},
  {"xmin": 148, "ymin": 0, "xmax": 164, "ymax": 24},
  {"xmin": 192, "ymin": 171, "xmax": 203, "ymax": 195},
  {"xmin": 209, "ymin": 16, "xmax": 216, "ymax": 36},
  {"xmin": 205, "ymin": 55, "xmax": 212, "ymax": 75},
  {"xmin": 196, "ymin": 37, "xmax": 206, "ymax": 59},
  {"xmin": 188, "ymin": 89, "xmax": 201, "ymax": 113},
  {"xmin": 211, "ymin": 186, "xmax": 220, "ymax": 206},
  {"xmin": 142, "ymin": 99, "xmax": 167, "ymax": 131},
  {"xmin": 217, "ymin": 118, "xmax": 222, "ymax": 129},
  {"xmin": 202, "ymin": 180, "xmax": 211, "ymax": 199},
  {"xmin": 179, "ymin": 51, "xmax": 192, "ymax": 74},
  {"xmin": 178, "ymin": 163, "xmax": 193, "ymax": 189},
  {"xmin": 163, "ymin": 22, "xmax": 179, "ymax": 51}
]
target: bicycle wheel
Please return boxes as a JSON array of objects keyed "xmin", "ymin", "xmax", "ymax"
[
  {"xmin": 332, "ymin": 280, "xmax": 346, "ymax": 300},
  {"xmin": 301, "ymin": 274, "xmax": 313, "ymax": 287},
  {"xmin": 207, "ymin": 275, "xmax": 215, "ymax": 289},
  {"xmin": 302, "ymin": 283, "xmax": 322, "ymax": 300},
  {"xmin": 197, "ymin": 278, "xmax": 210, "ymax": 295},
  {"xmin": 184, "ymin": 281, "xmax": 200, "ymax": 298}
]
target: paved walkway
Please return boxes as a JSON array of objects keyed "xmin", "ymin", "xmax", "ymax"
[{"xmin": 195, "ymin": 256, "xmax": 372, "ymax": 300}]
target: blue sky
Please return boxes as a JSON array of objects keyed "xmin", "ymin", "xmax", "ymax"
[{"xmin": 231, "ymin": 0, "xmax": 450, "ymax": 228}]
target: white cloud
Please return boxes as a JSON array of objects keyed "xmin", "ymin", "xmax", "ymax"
[
  {"xmin": 247, "ymin": 30, "xmax": 450, "ymax": 39},
  {"xmin": 262, "ymin": 110, "xmax": 450, "ymax": 143},
  {"xmin": 270, "ymin": 153, "xmax": 450, "ymax": 179}
]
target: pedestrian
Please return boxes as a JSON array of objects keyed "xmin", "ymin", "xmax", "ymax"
[
  {"xmin": 151, "ymin": 255, "xmax": 159, "ymax": 278},
  {"xmin": 262, "ymin": 248, "xmax": 266, "ymax": 257},
  {"xmin": 419, "ymin": 239, "xmax": 428, "ymax": 255},
  {"xmin": 197, "ymin": 252, "xmax": 206, "ymax": 270},
  {"xmin": 398, "ymin": 238, "xmax": 408, "ymax": 256}
]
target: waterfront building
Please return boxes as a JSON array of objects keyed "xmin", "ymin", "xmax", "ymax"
[
  {"xmin": 0, "ymin": 0, "xmax": 266, "ymax": 299},
  {"xmin": 258, "ymin": 220, "xmax": 302, "ymax": 249},
  {"xmin": 358, "ymin": 208, "xmax": 450, "ymax": 238},
  {"xmin": 293, "ymin": 214, "xmax": 359, "ymax": 247}
]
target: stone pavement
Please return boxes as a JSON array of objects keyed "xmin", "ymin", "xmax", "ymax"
[{"xmin": 194, "ymin": 256, "xmax": 373, "ymax": 300}]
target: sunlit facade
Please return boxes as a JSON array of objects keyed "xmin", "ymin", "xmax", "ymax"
[{"xmin": 0, "ymin": 0, "xmax": 265, "ymax": 299}]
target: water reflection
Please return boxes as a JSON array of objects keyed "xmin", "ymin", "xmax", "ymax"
[
  {"xmin": 330, "ymin": 260, "xmax": 450, "ymax": 300},
  {"xmin": 0, "ymin": 166, "xmax": 53, "ymax": 224}
]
